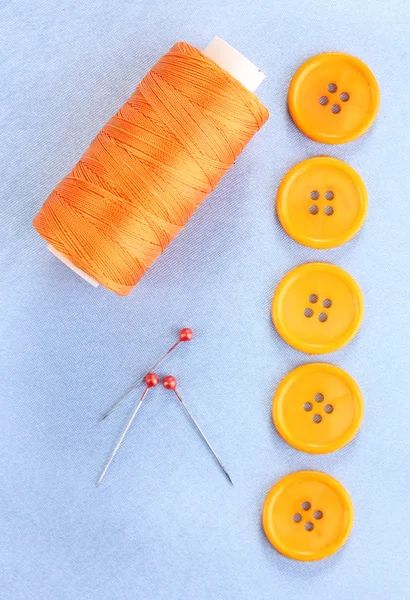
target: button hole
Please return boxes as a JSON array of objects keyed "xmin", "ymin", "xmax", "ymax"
[
  {"xmin": 331, "ymin": 104, "xmax": 341, "ymax": 114},
  {"xmin": 340, "ymin": 92, "xmax": 350, "ymax": 102},
  {"xmin": 303, "ymin": 402, "xmax": 313, "ymax": 411},
  {"xmin": 315, "ymin": 393, "xmax": 324, "ymax": 403},
  {"xmin": 324, "ymin": 404, "xmax": 334, "ymax": 414},
  {"xmin": 304, "ymin": 308, "xmax": 313, "ymax": 318},
  {"xmin": 310, "ymin": 190, "xmax": 320, "ymax": 200},
  {"xmin": 323, "ymin": 298, "xmax": 332, "ymax": 308},
  {"xmin": 319, "ymin": 96, "xmax": 329, "ymax": 106},
  {"xmin": 305, "ymin": 522, "xmax": 314, "ymax": 531},
  {"xmin": 309, "ymin": 205, "xmax": 319, "ymax": 215},
  {"xmin": 324, "ymin": 206, "xmax": 334, "ymax": 216},
  {"xmin": 313, "ymin": 414, "xmax": 322, "ymax": 423},
  {"xmin": 309, "ymin": 294, "xmax": 318, "ymax": 304},
  {"xmin": 325, "ymin": 191, "xmax": 334, "ymax": 200},
  {"xmin": 313, "ymin": 510, "xmax": 323, "ymax": 520},
  {"xmin": 293, "ymin": 513, "xmax": 302, "ymax": 523},
  {"xmin": 318, "ymin": 312, "xmax": 328, "ymax": 322},
  {"xmin": 301, "ymin": 501, "xmax": 311, "ymax": 511},
  {"xmin": 328, "ymin": 83, "xmax": 337, "ymax": 93}
]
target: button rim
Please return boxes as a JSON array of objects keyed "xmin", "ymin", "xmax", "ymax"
[
  {"xmin": 272, "ymin": 262, "xmax": 364, "ymax": 354},
  {"xmin": 273, "ymin": 363, "xmax": 364, "ymax": 454},
  {"xmin": 262, "ymin": 470, "xmax": 354, "ymax": 561},
  {"xmin": 288, "ymin": 52, "xmax": 380, "ymax": 144},
  {"xmin": 276, "ymin": 156, "xmax": 368, "ymax": 249}
]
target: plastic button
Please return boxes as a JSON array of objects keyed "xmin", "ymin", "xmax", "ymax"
[
  {"xmin": 276, "ymin": 157, "xmax": 368, "ymax": 249},
  {"xmin": 262, "ymin": 471, "xmax": 354, "ymax": 561},
  {"xmin": 272, "ymin": 262, "xmax": 364, "ymax": 354},
  {"xmin": 288, "ymin": 52, "xmax": 380, "ymax": 144},
  {"xmin": 273, "ymin": 363, "xmax": 364, "ymax": 453}
]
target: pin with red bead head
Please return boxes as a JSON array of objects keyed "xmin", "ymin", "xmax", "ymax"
[
  {"xmin": 96, "ymin": 373, "xmax": 159, "ymax": 486},
  {"xmin": 162, "ymin": 376, "xmax": 233, "ymax": 485},
  {"xmin": 99, "ymin": 329, "xmax": 193, "ymax": 422}
]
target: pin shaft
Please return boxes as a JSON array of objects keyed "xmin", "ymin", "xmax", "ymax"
[
  {"xmin": 99, "ymin": 341, "xmax": 180, "ymax": 422},
  {"xmin": 174, "ymin": 390, "xmax": 233, "ymax": 485},
  {"xmin": 96, "ymin": 387, "xmax": 149, "ymax": 486}
]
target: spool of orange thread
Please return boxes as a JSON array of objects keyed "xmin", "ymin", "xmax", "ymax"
[{"xmin": 33, "ymin": 38, "xmax": 269, "ymax": 295}]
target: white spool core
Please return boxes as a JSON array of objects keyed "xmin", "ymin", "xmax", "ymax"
[
  {"xmin": 47, "ymin": 245, "xmax": 99, "ymax": 287},
  {"xmin": 47, "ymin": 36, "xmax": 265, "ymax": 287},
  {"xmin": 203, "ymin": 37, "xmax": 265, "ymax": 93}
]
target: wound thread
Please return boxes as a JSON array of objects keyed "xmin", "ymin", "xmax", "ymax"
[{"xmin": 33, "ymin": 42, "xmax": 269, "ymax": 295}]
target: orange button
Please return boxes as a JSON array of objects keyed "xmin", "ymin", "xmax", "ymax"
[
  {"xmin": 262, "ymin": 471, "xmax": 354, "ymax": 561},
  {"xmin": 276, "ymin": 157, "xmax": 368, "ymax": 249},
  {"xmin": 272, "ymin": 263, "xmax": 364, "ymax": 354},
  {"xmin": 273, "ymin": 363, "xmax": 364, "ymax": 453},
  {"xmin": 288, "ymin": 53, "xmax": 380, "ymax": 144}
]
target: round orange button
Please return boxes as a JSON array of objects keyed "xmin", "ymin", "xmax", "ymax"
[
  {"xmin": 273, "ymin": 363, "xmax": 364, "ymax": 453},
  {"xmin": 272, "ymin": 263, "xmax": 364, "ymax": 354},
  {"xmin": 288, "ymin": 52, "xmax": 380, "ymax": 144},
  {"xmin": 276, "ymin": 157, "xmax": 368, "ymax": 249},
  {"xmin": 262, "ymin": 471, "xmax": 354, "ymax": 561}
]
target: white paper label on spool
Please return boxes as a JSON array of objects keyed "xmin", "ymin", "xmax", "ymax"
[{"xmin": 47, "ymin": 37, "xmax": 265, "ymax": 287}]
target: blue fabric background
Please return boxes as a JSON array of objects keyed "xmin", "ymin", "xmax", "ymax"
[{"xmin": 1, "ymin": 1, "xmax": 410, "ymax": 598}]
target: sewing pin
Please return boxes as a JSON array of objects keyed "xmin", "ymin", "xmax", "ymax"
[
  {"xmin": 99, "ymin": 328, "xmax": 193, "ymax": 422},
  {"xmin": 96, "ymin": 373, "xmax": 159, "ymax": 487},
  {"xmin": 162, "ymin": 376, "xmax": 233, "ymax": 485}
]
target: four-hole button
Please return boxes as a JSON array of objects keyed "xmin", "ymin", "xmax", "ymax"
[
  {"xmin": 288, "ymin": 52, "xmax": 380, "ymax": 144},
  {"xmin": 276, "ymin": 157, "xmax": 368, "ymax": 249},
  {"xmin": 273, "ymin": 363, "xmax": 364, "ymax": 454},
  {"xmin": 263, "ymin": 471, "xmax": 354, "ymax": 561},
  {"xmin": 272, "ymin": 262, "xmax": 364, "ymax": 354}
]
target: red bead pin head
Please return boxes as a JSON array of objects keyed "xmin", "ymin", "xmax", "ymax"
[
  {"xmin": 145, "ymin": 373, "xmax": 159, "ymax": 388},
  {"xmin": 179, "ymin": 328, "xmax": 193, "ymax": 342},
  {"xmin": 162, "ymin": 375, "xmax": 177, "ymax": 390}
]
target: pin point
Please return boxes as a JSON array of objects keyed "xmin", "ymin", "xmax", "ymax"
[
  {"xmin": 162, "ymin": 376, "xmax": 233, "ymax": 485},
  {"xmin": 99, "ymin": 329, "xmax": 193, "ymax": 422},
  {"xmin": 96, "ymin": 373, "xmax": 159, "ymax": 486}
]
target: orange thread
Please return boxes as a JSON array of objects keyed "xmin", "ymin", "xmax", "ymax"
[{"xmin": 33, "ymin": 42, "xmax": 269, "ymax": 295}]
